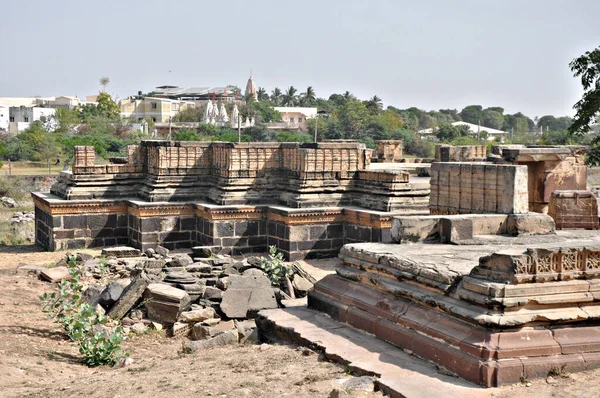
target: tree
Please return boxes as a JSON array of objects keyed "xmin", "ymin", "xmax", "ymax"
[
  {"xmin": 300, "ymin": 86, "xmax": 316, "ymax": 106},
  {"xmin": 270, "ymin": 87, "xmax": 282, "ymax": 105},
  {"xmin": 364, "ymin": 95, "xmax": 383, "ymax": 115},
  {"xmin": 482, "ymin": 109, "xmax": 504, "ymax": 130},
  {"xmin": 172, "ymin": 106, "xmax": 205, "ymax": 122},
  {"xmin": 435, "ymin": 123, "xmax": 462, "ymax": 142},
  {"xmin": 99, "ymin": 77, "xmax": 110, "ymax": 92},
  {"xmin": 568, "ymin": 45, "xmax": 600, "ymax": 136},
  {"xmin": 174, "ymin": 129, "xmax": 200, "ymax": 141},
  {"xmin": 257, "ymin": 87, "xmax": 269, "ymax": 101},
  {"xmin": 282, "ymin": 86, "xmax": 298, "ymax": 106},
  {"xmin": 338, "ymin": 99, "xmax": 369, "ymax": 139},
  {"xmin": 54, "ymin": 107, "xmax": 80, "ymax": 134},
  {"xmin": 459, "ymin": 105, "xmax": 483, "ymax": 124}
]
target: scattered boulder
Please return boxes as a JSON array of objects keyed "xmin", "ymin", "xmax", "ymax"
[
  {"xmin": 144, "ymin": 283, "xmax": 191, "ymax": 324},
  {"xmin": 1, "ymin": 196, "xmax": 17, "ymax": 208},
  {"xmin": 40, "ymin": 266, "xmax": 71, "ymax": 283},
  {"xmin": 98, "ymin": 282, "xmax": 125, "ymax": 310},
  {"xmin": 202, "ymin": 286, "xmax": 223, "ymax": 301},
  {"xmin": 168, "ymin": 254, "xmax": 193, "ymax": 268},
  {"xmin": 130, "ymin": 322, "xmax": 148, "ymax": 335},
  {"xmin": 83, "ymin": 284, "xmax": 105, "ymax": 307}
]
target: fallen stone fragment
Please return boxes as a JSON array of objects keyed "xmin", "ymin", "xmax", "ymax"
[
  {"xmin": 292, "ymin": 275, "xmax": 314, "ymax": 296},
  {"xmin": 155, "ymin": 246, "xmax": 169, "ymax": 257},
  {"xmin": 168, "ymin": 254, "xmax": 193, "ymax": 268},
  {"xmin": 191, "ymin": 246, "xmax": 222, "ymax": 258},
  {"xmin": 99, "ymin": 282, "xmax": 124, "ymax": 310},
  {"xmin": 336, "ymin": 376, "xmax": 375, "ymax": 392},
  {"xmin": 281, "ymin": 297, "xmax": 308, "ymax": 308},
  {"xmin": 202, "ymin": 286, "xmax": 223, "ymax": 301},
  {"xmin": 242, "ymin": 268, "xmax": 266, "ymax": 277},
  {"xmin": 201, "ymin": 318, "xmax": 221, "ymax": 326},
  {"xmin": 101, "ymin": 246, "xmax": 141, "ymax": 258},
  {"xmin": 180, "ymin": 307, "xmax": 217, "ymax": 323},
  {"xmin": 130, "ymin": 322, "xmax": 148, "ymax": 335},
  {"xmin": 190, "ymin": 320, "xmax": 235, "ymax": 340},
  {"xmin": 84, "ymin": 284, "xmax": 104, "ymax": 307},
  {"xmin": 16, "ymin": 264, "xmax": 44, "ymax": 275},
  {"xmin": 170, "ymin": 322, "xmax": 193, "ymax": 338},
  {"xmin": 1, "ymin": 196, "xmax": 17, "ymax": 208},
  {"xmin": 107, "ymin": 276, "xmax": 149, "ymax": 320},
  {"xmin": 40, "ymin": 266, "xmax": 71, "ymax": 283},
  {"xmin": 220, "ymin": 274, "xmax": 277, "ymax": 318},
  {"xmin": 185, "ymin": 330, "xmax": 238, "ymax": 352},
  {"xmin": 144, "ymin": 283, "xmax": 191, "ymax": 324}
]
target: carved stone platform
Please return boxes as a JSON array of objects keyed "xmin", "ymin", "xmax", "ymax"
[{"xmin": 308, "ymin": 236, "xmax": 600, "ymax": 387}]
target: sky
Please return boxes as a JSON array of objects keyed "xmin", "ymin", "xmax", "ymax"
[{"xmin": 1, "ymin": 0, "xmax": 599, "ymax": 118}]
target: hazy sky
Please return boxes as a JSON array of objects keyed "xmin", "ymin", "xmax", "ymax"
[{"xmin": 1, "ymin": 0, "xmax": 599, "ymax": 118}]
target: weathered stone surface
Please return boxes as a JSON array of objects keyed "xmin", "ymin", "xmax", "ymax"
[
  {"xmin": 220, "ymin": 274, "xmax": 278, "ymax": 317},
  {"xmin": 242, "ymin": 268, "xmax": 266, "ymax": 277},
  {"xmin": 549, "ymin": 190, "xmax": 599, "ymax": 230},
  {"xmin": 107, "ymin": 276, "xmax": 149, "ymax": 320},
  {"xmin": 1, "ymin": 196, "xmax": 17, "ymax": 208},
  {"xmin": 168, "ymin": 254, "xmax": 193, "ymax": 268},
  {"xmin": 144, "ymin": 283, "xmax": 191, "ymax": 324},
  {"xmin": 202, "ymin": 286, "xmax": 223, "ymax": 301},
  {"xmin": 155, "ymin": 246, "xmax": 169, "ymax": 257},
  {"xmin": 190, "ymin": 319, "xmax": 235, "ymax": 340},
  {"xmin": 292, "ymin": 275, "xmax": 314, "ymax": 295},
  {"xmin": 191, "ymin": 246, "xmax": 222, "ymax": 258},
  {"xmin": 101, "ymin": 246, "xmax": 141, "ymax": 258},
  {"xmin": 98, "ymin": 282, "xmax": 124, "ymax": 310},
  {"xmin": 186, "ymin": 329, "xmax": 238, "ymax": 352},
  {"xmin": 180, "ymin": 307, "xmax": 217, "ymax": 323},
  {"xmin": 83, "ymin": 284, "xmax": 104, "ymax": 306},
  {"xmin": 40, "ymin": 266, "xmax": 71, "ymax": 283}
]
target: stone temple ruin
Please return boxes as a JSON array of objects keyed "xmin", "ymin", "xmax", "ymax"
[{"xmin": 33, "ymin": 141, "xmax": 600, "ymax": 387}]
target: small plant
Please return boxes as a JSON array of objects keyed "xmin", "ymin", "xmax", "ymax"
[
  {"xmin": 260, "ymin": 245, "xmax": 293, "ymax": 286},
  {"xmin": 40, "ymin": 255, "xmax": 128, "ymax": 366}
]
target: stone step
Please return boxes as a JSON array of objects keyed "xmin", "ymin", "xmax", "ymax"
[{"xmin": 257, "ymin": 307, "xmax": 489, "ymax": 398}]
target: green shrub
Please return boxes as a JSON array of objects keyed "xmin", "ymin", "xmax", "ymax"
[
  {"xmin": 260, "ymin": 246, "xmax": 293, "ymax": 286},
  {"xmin": 40, "ymin": 255, "xmax": 128, "ymax": 366}
]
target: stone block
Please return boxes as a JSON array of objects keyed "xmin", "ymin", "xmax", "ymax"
[
  {"xmin": 506, "ymin": 213, "xmax": 555, "ymax": 235},
  {"xmin": 144, "ymin": 283, "xmax": 191, "ymax": 324},
  {"xmin": 107, "ymin": 276, "xmax": 149, "ymax": 320},
  {"xmin": 40, "ymin": 266, "xmax": 71, "ymax": 283},
  {"xmin": 101, "ymin": 246, "xmax": 141, "ymax": 258}
]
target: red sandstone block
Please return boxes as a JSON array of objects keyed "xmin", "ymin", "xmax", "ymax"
[
  {"xmin": 346, "ymin": 306, "xmax": 378, "ymax": 335},
  {"xmin": 496, "ymin": 329, "xmax": 562, "ymax": 359},
  {"xmin": 494, "ymin": 359, "xmax": 524, "ymax": 386},
  {"xmin": 313, "ymin": 275, "xmax": 350, "ymax": 300},
  {"xmin": 374, "ymin": 318, "xmax": 416, "ymax": 352},
  {"xmin": 553, "ymin": 326, "xmax": 600, "ymax": 354},
  {"xmin": 522, "ymin": 354, "xmax": 585, "ymax": 380}
]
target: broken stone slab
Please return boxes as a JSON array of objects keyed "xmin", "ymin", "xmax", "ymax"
[
  {"xmin": 107, "ymin": 276, "xmax": 149, "ymax": 320},
  {"xmin": 75, "ymin": 252, "xmax": 93, "ymax": 263},
  {"xmin": 281, "ymin": 297, "xmax": 308, "ymax": 308},
  {"xmin": 220, "ymin": 274, "xmax": 278, "ymax": 318},
  {"xmin": 202, "ymin": 318, "xmax": 221, "ymax": 326},
  {"xmin": 186, "ymin": 263, "xmax": 213, "ymax": 273},
  {"xmin": 191, "ymin": 246, "xmax": 222, "ymax": 258},
  {"xmin": 101, "ymin": 246, "xmax": 142, "ymax": 258},
  {"xmin": 336, "ymin": 376, "xmax": 375, "ymax": 393},
  {"xmin": 188, "ymin": 328, "xmax": 238, "ymax": 349},
  {"xmin": 99, "ymin": 282, "xmax": 125, "ymax": 310},
  {"xmin": 83, "ymin": 284, "xmax": 104, "ymax": 307},
  {"xmin": 16, "ymin": 264, "xmax": 45, "ymax": 275},
  {"xmin": 155, "ymin": 246, "xmax": 169, "ymax": 257},
  {"xmin": 180, "ymin": 307, "xmax": 218, "ymax": 323},
  {"xmin": 40, "ymin": 266, "xmax": 71, "ymax": 283},
  {"xmin": 190, "ymin": 319, "xmax": 235, "ymax": 340},
  {"xmin": 202, "ymin": 286, "xmax": 223, "ymax": 301},
  {"xmin": 167, "ymin": 254, "xmax": 193, "ymax": 268},
  {"xmin": 292, "ymin": 275, "xmax": 314, "ymax": 296},
  {"xmin": 242, "ymin": 268, "xmax": 266, "ymax": 277},
  {"xmin": 144, "ymin": 283, "xmax": 191, "ymax": 324}
]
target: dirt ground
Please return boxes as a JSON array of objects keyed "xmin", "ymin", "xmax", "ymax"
[{"xmin": 1, "ymin": 246, "xmax": 600, "ymax": 398}]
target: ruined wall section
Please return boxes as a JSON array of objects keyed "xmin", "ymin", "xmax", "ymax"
[{"xmin": 429, "ymin": 162, "xmax": 528, "ymax": 215}]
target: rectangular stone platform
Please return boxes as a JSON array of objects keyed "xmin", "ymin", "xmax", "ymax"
[{"xmin": 309, "ymin": 235, "xmax": 600, "ymax": 387}]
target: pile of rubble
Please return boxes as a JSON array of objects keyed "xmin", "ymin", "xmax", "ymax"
[
  {"xmin": 1, "ymin": 196, "xmax": 17, "ymax": 208},
  {"xmin": 38, "ymin": 245, "xmax": 315, "ymax": 351},
  {"xmin": 9, "ymin": 211, "xmax": 35, "ymax": 224}
]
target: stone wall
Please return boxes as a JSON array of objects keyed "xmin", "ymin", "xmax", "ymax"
[
  {"xmin": 434, "ymin": 144, "xmax": 486, "ymax": 162},
  {"xmin": 429, "ymin": 162, "xmax": 529, "ymax": 215},
  {"xmin": 33, "ymin": 192, "xmax": 396, "ymax": 260}
]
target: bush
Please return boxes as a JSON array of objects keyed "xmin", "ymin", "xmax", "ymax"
[
  {"xmin": 174, "ymin": 129, "xmax": 200, "ymax": 141},
  {"xmin": 40, "ymin": 256, "xmax": 128, "ymax": 366},
  {"xmin": 260, "ymin": 246, "xmax": 293, "ymax": 286}
]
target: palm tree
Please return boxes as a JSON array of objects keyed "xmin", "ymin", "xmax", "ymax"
[
  {"xmin": 257, "ymin": 87, "xmax": 269, "ymax": 101},
  {"xmin": 301, "ymin": 86, "xmax": 316, "ymax": 106},
  {"xmin": 271, "ymin": 87, "xmax": 282, "ymax": 106},
  {"xmin": 282, "ymin": 86, "xmax": 298, "ymax": 106},
  {"xmin": 365, "ymin": 95, "xmax": 383, "ymax": 114},
  {"xmin": 99, "ymin": 76, "xmax": 110, "ymax": 92},
  {"xmin": 342, "ymin": 91, "xmax": 355, "ymax": 101}
]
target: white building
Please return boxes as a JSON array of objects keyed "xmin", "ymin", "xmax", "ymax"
[
  {"xmin": 273, "ymin": 107, "xmax": 317, "ymax": 128},
  {"xmin": 419, "ymin": 121, "xmax": 509, "ymax": 141},
  {"xmin": 8, "ymin": 106, "xmax": 56, "ymax": 134},
  {"xmin": 0, "ymin": 105, "xmax": 9, "ymax": 131}
]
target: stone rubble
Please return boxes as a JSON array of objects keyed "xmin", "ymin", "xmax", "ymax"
[{"xmin": 36, "ymin": 245, "xmax": 315, "ymax": 354}]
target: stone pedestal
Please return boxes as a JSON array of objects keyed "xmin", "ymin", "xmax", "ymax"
[
  {"xmin": 548, "ymin": 190, "xmax": 599, "ymax": 230},
  {"xmin": 376, "ymin": 140, "xmax": 403, "ymax": 162}
]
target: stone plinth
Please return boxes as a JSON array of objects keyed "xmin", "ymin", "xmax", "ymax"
[
  {"xmin": 548, "ymin": 190, "xmax": 599, "ymax": 230},
  {"xmin": 429, "ymin": 162, "xmax": 528, "ymax": 215},
  {"xmin": 376, "ymin": 140, "xmax": 403, "ymax": 162},
  {"xmin": 435, "ymin": 144, "xmax": 487, "ymax": 162},
  {"xmin": 309, "ymin": 238, "xmax": 600, "ymax": 387}
]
